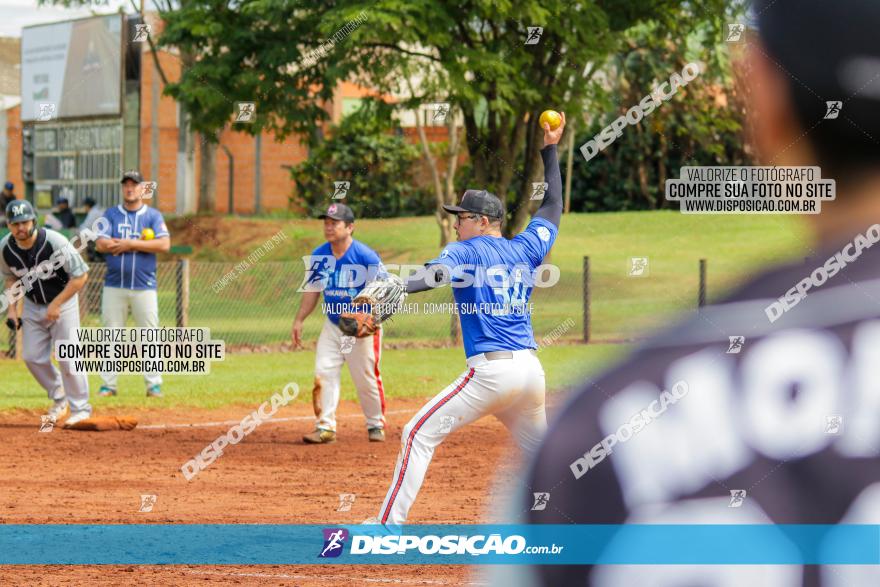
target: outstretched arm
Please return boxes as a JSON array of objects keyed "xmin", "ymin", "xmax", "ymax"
[
  {"xmin": 404, "ymin": 265, "xmax": 449, "ymax": 294},
  {"xmin": 534, "ymin": 112, "xmax": 566, "ymax": 228}
]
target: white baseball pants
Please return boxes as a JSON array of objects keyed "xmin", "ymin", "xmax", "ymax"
[
  {"xmin": 22, "ymin": 296, "xmax": 92, "ymax": 416},
  {"xmin": 313, "ymin": 318, "xmax": 385, "ymax": 432},
  {"xmin": 100, "ymin": 286, "xmax": 161, "ymax": 389},
  {"xmin": 377, "ymin": 349, "xmax": 546, "ymax": 525}
]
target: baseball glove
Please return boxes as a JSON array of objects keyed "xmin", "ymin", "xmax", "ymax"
[{"xmin": 338, "ymin": 275, "xmax": 407, "ymax": 337}]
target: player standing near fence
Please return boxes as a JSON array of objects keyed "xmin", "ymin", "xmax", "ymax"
[
  {"xmin": 291, "ymin": 203, "xmax": 389, "ymax": 444},
  {"xmin": 1, "ymin": 200, "xmax": 92, "ymax": 427},
  {"xmin": 94, "ymin": 171, "xmax": 170, "ymax": 398},
  {"xmin": 367, "ymin": 114, "xmax": 565, "ymax": 525}
]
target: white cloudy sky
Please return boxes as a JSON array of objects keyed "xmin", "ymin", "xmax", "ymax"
[{"xmin": 0, "ymin": 0, "xmax": 160, "ymax": 38}]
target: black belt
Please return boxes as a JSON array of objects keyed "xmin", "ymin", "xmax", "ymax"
[{"xmin": 484, "ymin": 350, "xmax": 537, "ymax": 360}]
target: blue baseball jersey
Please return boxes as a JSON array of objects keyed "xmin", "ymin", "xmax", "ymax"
[
  {"xmin": 427, "ymin": 217, "xmax": 558, "ymax": 358},
  {"xmin": 97, "ymin": 204, "xmax": 170, "ymax": 290},
  {"xmin": 306, "ymin": 239, "xmax": 385, "ymax": 325}
]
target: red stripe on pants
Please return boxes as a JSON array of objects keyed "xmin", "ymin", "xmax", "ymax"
[
  {"xmin": 373, "ymin": 329, "xmax": 385, "ymax": 416},
  {"xmin": 380, "ymin": 368, "xmax": 475, "ymax": 524}
]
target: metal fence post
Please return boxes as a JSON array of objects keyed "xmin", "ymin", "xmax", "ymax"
[
  {"xmin": 698, "ymin": 258, "xmax": 707, "ymax": 309},
  {"xmin": 583, "ymin": 255, "xmax": 590, "ymax": 343},
  {"xmin": 176, "ymin": 259, "xmax": 190, "ymax": 327}
]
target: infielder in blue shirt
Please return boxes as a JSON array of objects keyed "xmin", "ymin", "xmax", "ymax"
[
  {"xmin": 372, "ymin": 114, "xmax": 566, "ymax": 525},
  {"xmin": 292, "ymin": 203, "xmax": 389, "ymax": 445},
  {"xmin": 95, "ymin": 170, "xmax": 170, "ymax": 397}
]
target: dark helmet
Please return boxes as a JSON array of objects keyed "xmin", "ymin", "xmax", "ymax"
[{"xmin": 6, "ymin": 199, "xmax": 36, "ymax": 224}]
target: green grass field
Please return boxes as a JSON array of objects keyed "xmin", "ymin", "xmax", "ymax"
[
  {"xmin": 175, "ymin": 210, "xmax": 810, "ymax": 343},
  {"xmin": 0, "ymin": 344, "xmax": 626, "ymax": 412},
  {"xmin": 1, "ymin": 210, "xmax": 812, "ymax": 413}
]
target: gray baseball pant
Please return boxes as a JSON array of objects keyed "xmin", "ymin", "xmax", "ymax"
[
  {"xmin": 22, "ymin": 295, "xmax": 92, "ymax": 416},
  {"xmin": 100, "ymin": 286, "xmax": 162, "ymax": 389}
]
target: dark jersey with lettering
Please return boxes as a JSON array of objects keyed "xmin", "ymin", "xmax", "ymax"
[
  {"xmin": 0, "ymin": 228, "xmax": 88, "ymax": 305},
  {"xmin": 507, "ymin": 226, "xmax": 880, "ymax": 587}
]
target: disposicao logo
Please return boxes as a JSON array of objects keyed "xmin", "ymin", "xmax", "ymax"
[{"xmin": 319, "ymin": 528, "xmax": 349, "ymax": 558}]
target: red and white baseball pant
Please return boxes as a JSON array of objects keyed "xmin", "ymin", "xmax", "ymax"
[
  {"xmin": 377, "ymin": 349, "xmax": 546, "ymax": 525},
  {"xmin": 313, "ymin": 318, "xmax": 385, "ymax": 431}
]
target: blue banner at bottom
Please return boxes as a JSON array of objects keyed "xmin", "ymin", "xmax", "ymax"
[{"xmin": 0, "ymin": 524, "xmax": 877, "ymax": 565}]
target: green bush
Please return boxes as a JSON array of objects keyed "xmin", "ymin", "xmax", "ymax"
[
  {"xmin": 569, "ymin": 16, "xmax": 750, "ymax": 212},
  {"xmin": 290, "ymin": 99, "xmax": 433, "ymax": 218}
]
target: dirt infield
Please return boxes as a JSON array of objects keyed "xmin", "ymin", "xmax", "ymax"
[{"xmin": 0, "ymin": 397, "xmax": 528, "ymax": 586}]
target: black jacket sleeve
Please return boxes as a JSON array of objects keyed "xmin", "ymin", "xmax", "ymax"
[
  {"xmin": 404, "ymin": 265, "xmax": 450, "ymax": 293},
  {"xmin": 534, "ymin": 144, "xmax": 563, "ymax": 227}
]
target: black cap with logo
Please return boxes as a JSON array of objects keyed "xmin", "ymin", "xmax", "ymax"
[
  {"xmin": 121, "ymin": 170, "xmax": 144, "ymax": 184},
  {"xmin": 318, "ymin": 202, "xmax": 355, "ymax": 223},
  {"xmin": 442, "ymin": 189, "xmax": 504, "ymax": 219}
]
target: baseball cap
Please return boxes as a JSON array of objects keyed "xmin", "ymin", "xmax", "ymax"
[
  {"xmin": 5, "ymin": 199, "xmax": 36, "ymax": 223},
  {"xmin": 121, "ymin": 170, "xmax": 144, "ymax": 184},
  {"xmin": 3, "ymin": 182, "xmax": 12, "ymax": 190},
  {"xmin": 57, "ymin": 197, "xmax": 69, "ymax": 205},
  {"xmin": 84, "ymin": 197, "xmax": 96, "ymax": 207},
  {"xmin": 442, "ymin": 189, "xmax": 504, "ymax": 219},
  {"xmin": 319, "ymin": 202, "xmax": 355, "ymax": 222},
  {"xmin": 755, "ymin": 0, "xmax": 880, "ymax": 173}
]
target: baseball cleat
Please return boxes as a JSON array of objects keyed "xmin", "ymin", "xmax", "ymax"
[
  {"xmin": 146, "ymin": 385, "xmax": 163, "ymax": 398},
  {"xmin": 98, "ymin": 386, "xmax": 117, "ymax": 397},
  {"xmin": 46, "ymin": 399, "xmax": 69, "ymax": 423},
  {"xmin": 303, "ymin": 428, "xmax": 336, "ymax": 444},
  {"xmin": 62, "ymin": 411, "xmax": 91, "ymax": 429},
  {"xmin": 367, "ymin": 427, "xmax": 385, "ymax": 442}
]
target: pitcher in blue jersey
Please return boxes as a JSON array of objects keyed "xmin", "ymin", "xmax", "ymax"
[{"xmin": 372, "ymin": 113, "xmax": 566, "ymax": 525}]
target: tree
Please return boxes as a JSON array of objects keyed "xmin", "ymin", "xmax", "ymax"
[
  {"xmin": 409, "ymin": 101, "xmax": 462, "ymax": 247},
  {"xmin": 41, "ymin": 0, "xmax": 357, "ymax": 214},
  {"xmin": 416, "ymin": 106, "xmax": 461, "ymax": 247},
  {"xmin": 289, "ymin": 99, "xmax": 431, "ymax": 219},
  {"xmin": 569, "ymin": 8, "xmax": 749, "ymax": 212},
  {"xmin": 158, "ymin": 2, "xmax": 360, "ymax": 213},
  {"xmin": 47, "ymin": 0, "xmax": 731, "ymax": 227},
  {"xmin": 306, "ymin": 0, "xmax": 729, "ymax": 235}
]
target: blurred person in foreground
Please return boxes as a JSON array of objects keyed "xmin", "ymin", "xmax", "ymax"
[{"xmin": 498, "ymin": 1, "xmax": 880, "ymax": 586}]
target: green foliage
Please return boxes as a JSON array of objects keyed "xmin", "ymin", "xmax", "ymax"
[
  {"xmin": 289, "ymin": 100, "xmax": 432, "ymax": 218},
  {"xmin": 38, "ymin": 0, "xmax": 747, "ymax": 222},
  {"xmin": 569, "ymin": 10, "xmax": 750, "ymax": 212},
  {"xmin": 157, "ymin": 0, "xmax": 358, "ymax": 142},
  {"xmin": 178, "ymin": 0, "xmax": 729, "ymax": 230}
]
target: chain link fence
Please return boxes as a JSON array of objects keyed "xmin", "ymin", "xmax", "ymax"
[{"xmin": 4, "ymin": 257, "xmax": 717, "ymax": 356}]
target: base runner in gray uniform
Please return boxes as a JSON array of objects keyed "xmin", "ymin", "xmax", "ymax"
[{"xmin": 1, "ymin": 200, "xmax": 92, "ymax": 427}]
